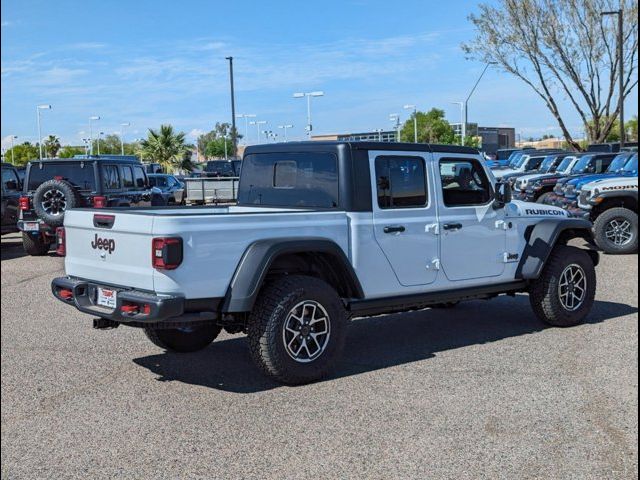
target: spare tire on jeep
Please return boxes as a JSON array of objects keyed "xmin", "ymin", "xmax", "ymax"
[{"xmin": 32, "ymin": 179, "xmax": 82, "ymax": 227}]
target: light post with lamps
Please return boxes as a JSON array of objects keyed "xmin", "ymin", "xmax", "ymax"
[
  {"xmin": 250, "ymin": 120, "xmax": 267, "ymax": 142},
  {"xmin": 9, "ymin": 135, "xmax": 18, "ymax": 164},
  {"xmin": 389, "ymin": 114, "xmax": 400, "ymax": 141},
  {"xmin": 278, "ymin": 124, "xmax": 293, "ymax": 142},
  {"xmin": 89, "ymin": 116, "xmax": 100, "ymax": 155},
  {"xmin": 236, "ymin": 114, "xmax": 256, "ymax": 144},
  {"xmin": 403, "ymin": 105, "xmax": 417, "ymax": 142},
  {"xmin": 451, "ymin": 102, "xmax": 465, "ymax": 145},
  {"xmin": 36, "ymin": 104, "xmax": 52, "ymax": 160},
  {"xmin": 293, "ymin": 91, "xmax": 324, "ymax": 138},
  {"xmin": 464, "ymin": 62, "xmax": 497, "ymax": 143}
]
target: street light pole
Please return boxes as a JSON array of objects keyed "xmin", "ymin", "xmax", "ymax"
[
  {"xmin": 250, "ymin": 120, "xmax": 267, "ymax": 142},
  {"xmin": 9, "ymin": 135, "xmax": 17, "ymax": 164},
  {"xmin": 278, "ymin": 124, "xmax": 293, "ymax": 142},
  {"xmin": 225, "ymin": 56, "xmax": 238, "ymax": 156},
  {"xmin": 293, "ymin": 91, "xmax": 324, "ymax": 139},
  {"xmin": 36, "ymin": 104, "xmax": 52, "ymax": 160},
  {"xmin": 97, "ymin": 132, "xmax": 105, "ymax": 155},
  {"xmin": 120, "ymin": 122, "xmax": 130, "ymax": 155},
  {"xmin": 451, "ymin": 102, "xmax": 465, "ymax": 145},
  {"xmin": 89, "ymin": 116, "xmax": 100, "ymax": 155},
  {"xmin": 237, "ymin": 114, "xmax": 256, "ymax": 144},
  {"xmin": 404, "ymin": 105, "xmax": 417, "ymax": 142},
  {"xmin": 389, "ymin": 114, "xmax": 400, "ymax": 142},
  {"xmin": 464, "ymin": 62, "xmax": 497, "ymax": 143},
  {"xmin": 602, "ymin": 9, "xmax": 625, "ymax": 147}
]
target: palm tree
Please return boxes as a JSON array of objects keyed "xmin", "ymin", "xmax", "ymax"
[
  {"xmin": 139, "ymin": 124, "xmax": 189, "ymax": 172},
  {"xmin": 43, "ymin": 135, "xmax": 61, "ymax": 158}
]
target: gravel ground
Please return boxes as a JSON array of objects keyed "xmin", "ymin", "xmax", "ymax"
[{"xmin": 1, "ymin": 231, "xmax": 637, "ymax": 479}]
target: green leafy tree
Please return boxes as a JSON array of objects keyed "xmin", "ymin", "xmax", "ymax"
[
  {"xmin": 175, "ymin": 148, "xmax": 196, "ymax": 172},
  {"xmin": 43, "ymin": 135, "xmax": 61, "ymax": 158},
  {"xmin": 463, "ymin": 0, "xmax": 639, "ymax": 150},
  {"xmin": 4, "ymin": 142, "xmax": 39, "ymax": 166},
  {"xmin": 59, "ymin": 146, "xmax": 86, "ymax": 158},
  {"xmin": 626, "ymin": 116, "xmax": 638, "ymax": 141},
  {"xmin": 197, "ymin": 122, "xmax": 241, "ymax": 158},
  {"xmin": 205, "ymin": 138, "xmax": 234, "ymax": 159},
  {"xmin": 139, "ymin": 124, "xmax": 190, "ymax": 173},
  {"xmin": 400, "ymin": 108, "xmax": 456, "ymax": 144}
]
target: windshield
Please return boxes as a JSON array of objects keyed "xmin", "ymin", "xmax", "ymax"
[
  {"xmin": 571, "ymin": 155, "xmax": 595, "ymax": 174},
  {"xmin": 540, "ymin": 155, "xmax": 560, "ymax": 173},
  {"xmin": 508, "ymin": 152, "xmax": 524, "ymax": 168},
  {"xmin": 556, "ymin": 157, "xmax": 575, "ymax": 173},
  {"xmin": 514, "ymin": 154, "xmax": 530, "ymax": 168},
  {"xmin": 606, "ymin": 154, "xmax": 631, "ymax": 173},
  {"xmin": 623, "ymin": 154, "xmax": 638, "ymax": 173},
  {"xmin": 148, "ymin": 176, "xmax": 168, "ymax": 187}
]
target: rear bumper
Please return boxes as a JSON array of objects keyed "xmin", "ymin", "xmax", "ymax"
[
  {"xmin": 51, "ymin": 276, "xmax": 185, "ymax": 324},
  {"xmin": 17, "ymin": 219, "xmax": 55, "ymax": 234}
]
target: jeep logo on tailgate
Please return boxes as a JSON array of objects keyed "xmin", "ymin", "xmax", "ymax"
[{"xmin": 91, "ymin": 234, "xmax": 116, "ymax": 254}]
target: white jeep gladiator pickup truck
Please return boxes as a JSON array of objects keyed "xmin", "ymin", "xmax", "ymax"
[{"xmin": 53, "ymin": 142, "xmax": 599, "ymax": 384}]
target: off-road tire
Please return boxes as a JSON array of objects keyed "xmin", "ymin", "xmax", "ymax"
[
  {"xmin": 529, "ymin": 245, "xmax": 596, "ymax": 327},
  {"xmin": 536, "ymin": 192, "xmax": 555, "ymax": 204},
  {"xmin": 144, "ymin": 324, "xmax": 222, "ymax": 353},
  {"xmin": 32, "ymin": 179, "xmax": 81, "ymax": 227},
  {"xmin": 247, "ymin": 275, "xmax": 348, "ymax": 385},
  {"xmin": 22, "ymin": 232, "xmax": 50, "ymax": 256},
  {"xmin": 592, "ymin": 207, "xmax": 638, "ymax": 255}
]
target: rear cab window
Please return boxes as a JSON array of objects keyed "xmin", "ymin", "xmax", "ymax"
[
  {"xmin": 132, "ymin": 166, "xmax": 147, "ymax": 189},
  {"xmin": 238, "ymin": 152, "xmax": 339, "ymax": 208},
  {"xmin": 375, "ymin": 156, "xmax": 428, "ymax": 208},
  {"xmin": 121, "ymin": 166, "xmax": 135, "ymax": 188},
  {"xmin": 2, "ymin": 167, "xmax": 20, "ymax": 192},
  {"xmin": 101, "ymin": 165, "xmax": 121, "ymax": 190},
  {"xmin": 27, "ymin": 162, "xmax": 96, "ymax": 192}
]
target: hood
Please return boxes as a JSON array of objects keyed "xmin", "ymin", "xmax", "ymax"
[
  {"xmin": 494, "ymin": 168, "xmax": 521, "ymax": 178},
  {"xmin": 580, "ymin": 176, "xmax": 639, "ymax": 192},
  {"xmin": 505, "ymin": 200, "xmax": 570, "ymax": 218}
]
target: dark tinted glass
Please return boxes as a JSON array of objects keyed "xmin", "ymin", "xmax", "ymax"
[
  {"xmin": 102, "ymin": 165, "xmax": 120, "ymax": 190},
  {"xmin": 2, "ymin": 168, "xmax": 20, "ymax": 190},
  {"xmin": 122, "ymin": 166, "xmax": 134, "ymax": 188},
  {"xmin": 440, "ymin": 159, "xmax": 492, "ymax": 207},
  {"xmin": 205, "ymin": 161, "xmax": 236, "ymax": 176},
  {"xmin": 238, "ymin": 152, "xmax": 338, "ymax": 208},
  {"xmin": 133, "ymin": 166, "xmax": 147, "ymax": 188},
  {"xmin": 375, "ymin": 156, "xmax": 427, "ymax": 208},
  {"xmin": 27, "ymin": 163, "xmax": 96, "ymax": 191}
]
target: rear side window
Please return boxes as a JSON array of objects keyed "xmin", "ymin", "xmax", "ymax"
[
  {"xmin": 2, "ymin": 168, "xmax": 20, "ymax": 191},
  {"xmin": 27, "ymin": 163, "xmax": 96, "ymax": 191},
  {"xmin": 439, "ymin": 158, "xmax": 492, "ymax": 207},
  {"xmin": 238, "ymin": 152, "xmax": 338, "ymax": 208},
  {"xmin": 375, "ymin": 156, "xmax": 427, "ymax": 208},
  {"xmin": 133, "ymin": 166, "xmax": 147, "ymax": 188},
  {"xmin": 102, "ymin": 165, "xmax": 120, "ymax": 190},
  {"xmin": 121, "ymin": 166, "xmax": 134, "ymax": 188}
]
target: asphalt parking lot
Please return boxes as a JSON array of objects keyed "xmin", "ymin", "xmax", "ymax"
[{"xmin": 1, "ymin": 231, "xmax": 637, "ymax": 479}]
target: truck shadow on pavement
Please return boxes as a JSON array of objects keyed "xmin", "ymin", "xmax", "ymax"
[{"xmin": 132, "ymin": 295, "xmax": 637, "ymax": 394}]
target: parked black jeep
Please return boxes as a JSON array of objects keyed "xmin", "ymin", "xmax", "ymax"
[
  {"xmin": 18, "ymin": 156, "xmax": 160, "ymax": 255},
  {"xmin": 2, "ymin": 162, "xmax": 22, "ymax": 235}
]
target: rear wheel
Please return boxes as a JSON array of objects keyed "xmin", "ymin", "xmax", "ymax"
[
  {"xmin": 22, "ymin": 232, "xmax": 50, "ymax": 256},
  {"xmin": 247, "ymin": 275, "xmax": 348, "ymax": 385},
  {"xmin": 593, "ymin": 207, "xmax": 638, "ymax": 255},
  {"xmin": 529, "ymin": 245, "xmax": 596, "ymax": 327},
  {"xmin": 144, "ymin": 324, "xmax": 222, "ymax": 353}
]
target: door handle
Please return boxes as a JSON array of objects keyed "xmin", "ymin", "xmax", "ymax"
[
  {"xmin": 383, "ymin": 225, "xmax": 406, "ymax": 234},
  {"xmin": 442, "ymin": 223, "xmax": 463, "ymax": 231}
]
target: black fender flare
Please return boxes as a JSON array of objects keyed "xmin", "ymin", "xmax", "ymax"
[
  {"xmin": 222, "ymin": 238, "xmax": 364, "ymax": 313},
  {"xmin": 516, "ymin": 218, "xmax": 599, "ymax": 280}
]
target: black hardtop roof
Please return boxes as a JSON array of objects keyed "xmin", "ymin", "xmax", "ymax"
[
  {"xmin": 29, "ymin": 156, "xmax": 142, "ymax": 165},
  {"xmin": 2, "ymin": 162, "xmax": 17, "ymax": 168},
  {"xmin": 244, "ymin": 141, "xmax": 480, "ymax": 157}
]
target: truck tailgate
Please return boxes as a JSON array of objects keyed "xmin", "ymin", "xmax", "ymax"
[{"xmin": 63, "ymin": 210, "xmax": 156, "ymax": 291}]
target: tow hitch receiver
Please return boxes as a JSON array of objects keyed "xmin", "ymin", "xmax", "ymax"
[{"xmin": 93, "ymin": 318, "xmax": 120, "ymax": 330}]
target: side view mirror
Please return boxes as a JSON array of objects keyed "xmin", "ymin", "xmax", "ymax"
[{"xmin": 494, "ymin": 181, "xmax": 512, "ymax": 209}]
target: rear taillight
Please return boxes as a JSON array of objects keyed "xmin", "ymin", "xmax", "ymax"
[
  {"xmin": 59, "ymin": 288, "xmax": 73, "ymax": 300},
  {"xmin": 56, "ymin": 227, "xmax": 66, "ymax": 256},
  {"xmin": 93, "ymin": 196, "xmax": 107, "ymax": 208},
  {"xmin": 152, "ymin": 237, "xmax": 183, "ymax": 270},
  {"xmin": 19, "ymin": 196, "xmax": 30, "ymax": 211}
]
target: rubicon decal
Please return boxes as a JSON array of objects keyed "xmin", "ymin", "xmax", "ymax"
[
  {"xmin": 91, "ymin": 234, "xmax": 116, "ymax": 254},
  {"xmin": 525, "ymin": 208, "xmax": 566, "ymax": 216}
]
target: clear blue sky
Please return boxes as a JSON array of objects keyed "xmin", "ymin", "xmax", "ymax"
[{"xmin": 1, "ymin": 0, "xmax": 637, "ymax": 148}]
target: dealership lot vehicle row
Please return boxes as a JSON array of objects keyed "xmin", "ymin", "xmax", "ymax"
[{"xmin": 1, "ymin": 233, "xmax": 637, "ymax": 479}]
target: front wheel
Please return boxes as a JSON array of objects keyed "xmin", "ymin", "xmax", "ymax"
[
  {"xmin": 144, "ymin": 324, "xmax": 222, "ymax": 352},
  {"xmin": 529, "ymin": 245, "xmax": 596, "ymax": 327},
  {"xmin": 592, "ymin": 207, "xmax": 638, "ymax": 255},
  {"xmin": 247, "ymin": 275, "xmax": 348, "ymax": 385}
]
